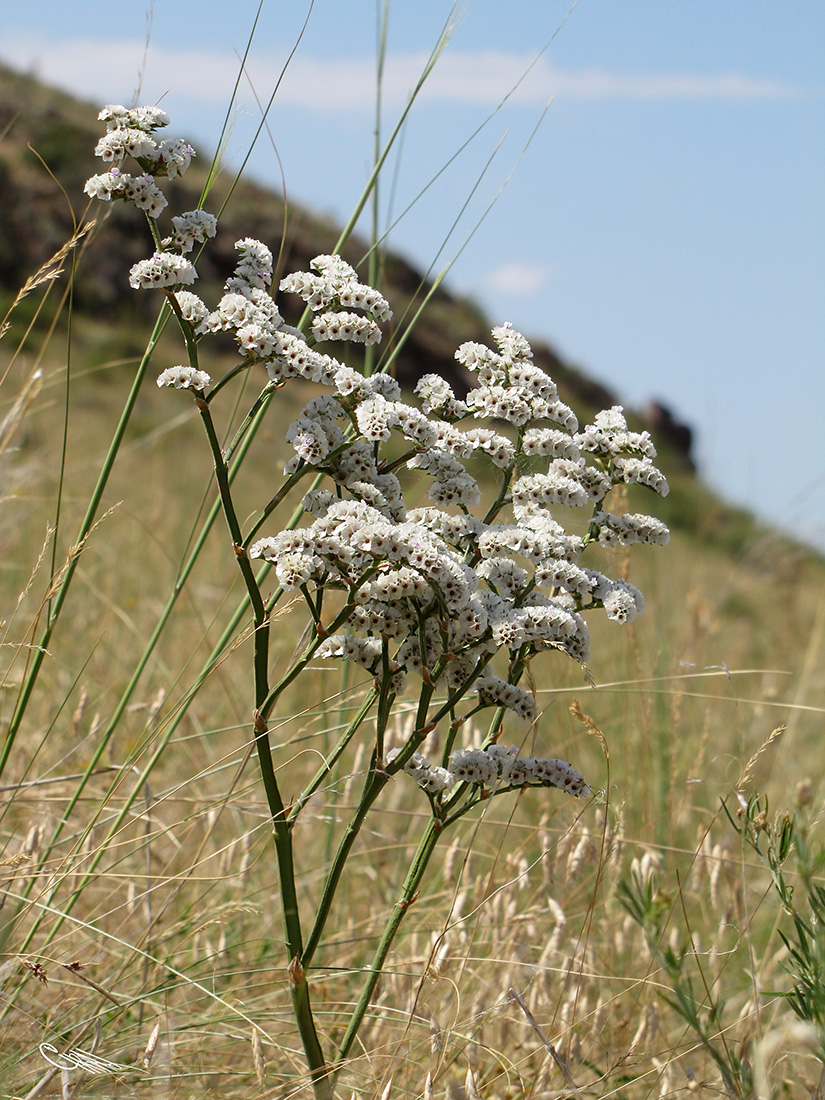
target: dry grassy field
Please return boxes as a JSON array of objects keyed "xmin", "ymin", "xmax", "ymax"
[
  {"xmin": 1, "ymin": 300, "xmax": 824, "ymax": 1100},
  {"xmin": 1, "ymin": 61, "xmax": 824, "ymax": 1100}
]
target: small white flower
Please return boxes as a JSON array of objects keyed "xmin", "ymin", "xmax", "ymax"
[
  {"xmin": 236, "ymin": 324, "xmax": 276, "ymax": 359},
  {"xmin": 417, "ymin": 766, "xmax": 454, "ymax": 794},
  {"xmin": 312, "ymin": 254, "xmax": 358, "ymax": 283},
  {"xmin": 355, "ymin": 395, "xmax": 395, "ymax": 442},
  {"xmin": 393, "ymin": 404, "xmax": 439, "ymax": 448},
  {"xmin": 173, "ymin": 291, "xmax": 210, "ymax": 332},
  {"xmin": 464, "ymin": 428, "xmax": 516, "ymax": 468},
  {"xmin": 543, "ymin": 400, "xmax": 578, "ymax": 432},
  {"xmin": 414, "ymin": 374, "xmax": 468, "ymax": 419},
  {"xmin": 286, "ymin": 417, "xmax": 332, "ymax": 464},
  {"xmin": 232, "ymin": 238, "xmax": 273, "ymax": 290},
  {"xmin": 95, "ymin": 128, "xmax": 157, "ymax": 162},
  {"xmin": 122, "ymin": 175, "xmax": 167, "ymax": 217},
  {"xmin": 511, "ymin": 471, "xmax": 590, "ymax": 511},
  {"xmin": 316, "ymin": 634, "xmax": 383, "ymax": 670},
  {"xmin": 531, "ymin": 758, "xmax": 592, "ymax": 798},
  {"xmin": 509, "ymin": 362, "xmax": 557, "ymax": 399},
  {"xmin": 501, "ymin": 756, "xmax": 538, "ymax": 787},
  {"xmin": 312, "ymin": 311, "xmax": 382, "ymax": 345},
  {"xmin": 611, "ymin": 456, "xmax": 669, "ymax": 496},
  {"xmin": 476, "ymin": 557, "xmax": 529, "ymax": 598},
  {"xmin": 593, "ymin": 512, "xmax": 671, "ymax": 547},
  {"xmin": 601, "ymin": 579, "xmax": 645, "ymax": 623},
  {"xmin": 455, "ymin": 340, "xmax": 505, "ymax": 379},
  {"xmin": 84, "ymin": 171, "xmax": 123, "ymax": 201},
  {"xmin": 622, "ymin": 513, "xmax": 671, "ymax": 545},
  {"xmin": 150, "ymin": 137, "xmax": 196, "ymax": 178},
  {"xmin": 337, "ymin": 281, "xmax": 392, "ymax": 323},
  {"xmin": 84, "ymin": 170, "xmax": 168, "ymax": 216},
  {"xmin": 428, "ymin": 472, "xmax": 481, "ymax": 508},
  {"xmin": 99, "ymin": 104, "xmax": 170, "ymax": 131},
  {"xmin": 167, "ymin": 210, "xmax": 217, "ymax": 253},
  {"xmin": 576, "ymin": 406, "xmax": 658, "ymax": 460},
  {"xmin": 129, "ymin": 252, "xmax": 197, "ymax": 290},
  {"xmin": 467, "ymin": 384, "xmax": 532, "ymax": 427},
  {"xmin": 333, "ymin": 365, "xmax": 370, "ymax": 398},
  {"xmin": 490, "ymin": 321, "xmax": 532, "ymax": 360},
  {"xmin": 475, "ymin": 676, "xmax": 537, "ymax": 722},
  {"xmin": 521, "ymin": 428, "xmax": 580, "ymax": 460},
  {"xmin": 534, "ymin": 558, "xmax": 594, "ymax": 596},
  {"xmin": 156, "ymin": 365, "xmax": 211, "ymax": 391},
  {"xmin": 449, "ymin": 748, "xmax": 499, "ymax": 785}
]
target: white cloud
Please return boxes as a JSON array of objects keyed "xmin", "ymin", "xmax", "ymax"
[
  {"xmin": 1, "ymin": 35, "xmax": 247, "ymax": 106},
  {"xmin": 0, "ymin": 34, "xmax": 809, "ymax": 114},
  {"xmin": 485, "ymin": 262, "xmax": 549, "ymax": 297}
]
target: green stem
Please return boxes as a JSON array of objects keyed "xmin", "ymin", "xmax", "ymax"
[
  {"xmin": 258, "ymin": 585, "xmax": 370, "ymax": 724},
  {"xmin": 218, "ymin": 375, "xmax": 276, "ymax": 460},
  {"xmin": 196, "ymin": 394, "xmax": 266, "ymax": 622},
  {"xmin": 288, "ymin": 955, "xmax": 333, "ymax": 1100},
  {"xmin": 302, "ymin": 673, "xmax": 438, "ymax": 971},
  {"xmin": 195, "ymin": 365, "xmax": 330, "ymax": 1089},
  {"xmin": 288, "ymin": 687, "xmax": 378, "ymax": 826},
  {"xmin": 243, "ymin": 438, "xmax": 355, "ymax": 548},
  {"xmin": 301, "ymin": 767, "xmax": 389, "ymax": 969},
  {"xmin": 195, "ymin": 392, "xmax": 307, "ymax": 969},
  {"xmin": 331, "ymin": 815, "xmax": 443, "ymax": 1075}
]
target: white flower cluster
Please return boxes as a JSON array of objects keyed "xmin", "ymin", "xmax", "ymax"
[
  {"xmin": 281, "ymin": 255, "xmax": 391, "ymax": 346},
  {"xmin": 164, "ymin": 210, "xmax": 218, "ymax": 254},
  {"xmin": 173, "ymin": 291, "xmax": 210, "ymax": 330},
  {"xmin": 591, "ymin": 511, "xmax": 671, "ymax": 548},
  {"xmin": 86, "ymin": 103, "xmax": 396, "ymax": 384},
  {"xmin": 390, "ymin": 744, "xmax": 591, "ymax": 799},
  {"xmin": 576, "ymin": 406, "xmax": 669, "ymax": 496},
  {"xmin": 475, "ymin": 675, "xmax": 537, "ymax": 722},
  {"xmin": 84, "ymin": 105, "xmax": 220, "ymax": 322},
  {"xmin": 157, "ymin": 242, "xmax": 389, "ymax": 391},
  {"xmin": 84, "ymin": 166, "xmax": 168, "ymax": 217},
  {"xmin": 86, "ymin": 107, "xmax": 672, "ymax": 807},
  {"xmin": 454, "ymin": 745, "xmax": 591, "ymax": 796},
  {"xmin": 156, "ymin": 365, "xmax": 211, "ymax": 391},
  {"xmin": 386, "ymin": 749, "xmax": 454, "ymax": 795},
  {"xmin": 246, "ymin": 321, "xmax": 670, "ymax": 701},
  {"xmin": 84, "ymin": 105, "xmax": 197, "ymax": 219},
  {"xmin": 129, "ymin": 252, "xmax": 197, "ymax": 290},
  {"xmin": 93, "ymin": 104, "xmax": 195, "ymax": 177}
]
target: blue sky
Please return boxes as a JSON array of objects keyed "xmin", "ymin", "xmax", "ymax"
[{"xmin": 3, "ymin": 2, "xmax": 824, "ymax": 548}]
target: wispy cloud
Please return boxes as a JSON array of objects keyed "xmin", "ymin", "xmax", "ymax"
[
  {"xmin": 484, "ymin": 262, "xmax": 550, "ymax": 297},
  {"xmin": 1, "ymin": 34, "xmax": 810, "ymax": 112}
]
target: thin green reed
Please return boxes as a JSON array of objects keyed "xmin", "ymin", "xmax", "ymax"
[{"xmin": 0, "ymin": 304, "xmax": 169, "ymax": 779}]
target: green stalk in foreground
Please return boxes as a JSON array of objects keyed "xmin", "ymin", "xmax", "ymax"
[
  {"xmin": 0, "ymin": 303, "xmax": 170, "ymax": 780},
  {"xmin": 332, "ymin": 815, "xmax": 442, "ymax": 1075}
]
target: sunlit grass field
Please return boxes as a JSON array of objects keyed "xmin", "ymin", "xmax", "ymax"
[{"xmin": 1, "ymin": 311, "xmax": 823, "ymax": 1099}]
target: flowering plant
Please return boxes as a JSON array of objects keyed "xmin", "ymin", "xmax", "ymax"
[{"xmin": 83, "ymin": 104, "xmax": 670, "ymax": 1097}]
